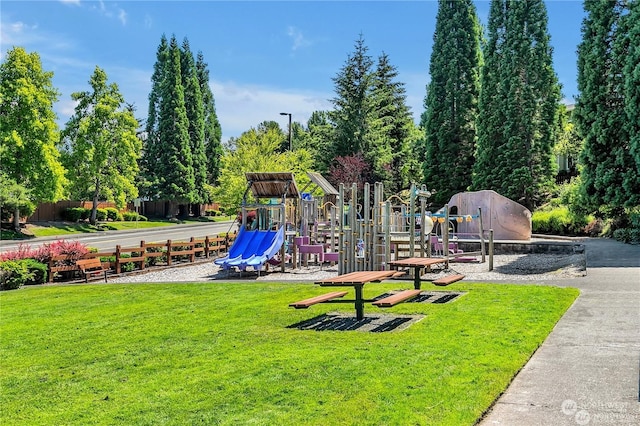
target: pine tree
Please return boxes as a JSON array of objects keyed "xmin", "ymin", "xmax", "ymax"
[
  {"xmin": 181, "ymin": 38, "xmax": 207, "ymax": 209},
  {"xmin": 0, "ymin": 47, "xmax": 67, "ymax": 229},
  {"xmin": 196, "ymin": 52, "xmax": 223, "ymax": 185},
  {"xmin": 473, "ymin": 0, "xmax": 560, "ymax": 210},
  {"xmin": 575, "ymin": 0, "xmax": 640, "ymax": 212},
  {"xmin": 423, "ymin": 0, "xmax": 482, "ymax": 206},
  {"xmin": 330, "ymin": 34, "xmax": 374, "ymax": 158},
  {"xmin": 371, "ymin": 52, "xmax": 414, "ymax": 194},
  {"xmin": 155, "ymin": 35, "xmax": 195, "ymax": 216}
]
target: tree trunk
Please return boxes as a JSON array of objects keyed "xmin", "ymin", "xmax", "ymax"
[
  {"xmin": 90, "ymin": 193, "xmax": 99, "ymax": 225},
  {"xmin": 13, "ymin": 206, "xmax": 20, "ymax": 231}
]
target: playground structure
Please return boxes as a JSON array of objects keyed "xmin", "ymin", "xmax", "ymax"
[
  {"xmin": 215, "ymin": 172, "xmax": 298, "ymax": 274},
  {"xmin": 218, "ymin": 172, "xmax": 496, "ymax": 276},
  {"xmin": 446, "ymin": 190, "xmax": 532, "ymax": 240}
]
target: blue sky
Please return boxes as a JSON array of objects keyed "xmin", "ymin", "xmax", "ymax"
[{"xmin": 1, "ymin": 0, "xmax": 585, "ymax": 142}]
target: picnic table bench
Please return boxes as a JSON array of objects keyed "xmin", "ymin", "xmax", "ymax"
[
  {"xmin": 288, "ymin": 270, "xmax": 406, "ymax": 320},
  {"xmin": 388, "ymin": 257, "xmax": 448, "ymax": 289}
]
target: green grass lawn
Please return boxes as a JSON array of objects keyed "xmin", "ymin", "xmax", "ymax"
[{"xmin": 0, "ymin": 281, "xmax": 578, "ymax": 425}]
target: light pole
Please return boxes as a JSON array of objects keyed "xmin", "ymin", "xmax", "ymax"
[{"xmin": 280, "ymin": 112, "xmax": 292, "ymax": 151}]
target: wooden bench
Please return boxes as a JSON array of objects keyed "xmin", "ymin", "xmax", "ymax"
[
  {"xmin": 432, "ymin": 274, "xmax": 465, "ymax": 286},
  {"xmin": 76, "ymin": 258, "xmax": 108, "ymax": 283},
  {"xmin": 372, "ymin": 289, "xmax": 422, "ymax": 307},
  {"xmin": 289, "ymin": 291, "xmax": 349, "ymax": 309}
]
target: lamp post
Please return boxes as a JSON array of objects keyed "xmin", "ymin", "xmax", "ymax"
[{"xmin": 280, "ymin": 112, "xmax": 292, "ymax": 151}]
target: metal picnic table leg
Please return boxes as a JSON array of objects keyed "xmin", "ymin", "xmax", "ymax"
[
  {"xmin": 354, "ymin": 284, "xmax": 365, "ymax": 320},
  {"xmin": 413, "ymin": 266, "xmax": 422, "ymax": 290}
]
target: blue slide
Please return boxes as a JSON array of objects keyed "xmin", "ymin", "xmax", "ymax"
[{"xmin": 214, "ymin": 226, "xmax": 285, "ymax": 272}]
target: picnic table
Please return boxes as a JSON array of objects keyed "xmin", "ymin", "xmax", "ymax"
[
  {"xmin": 388, "ymin": 257, "xmax": 447, "ymax": 289},
  {"xmin": 290, "ymin": 270, "xmax": 410, "ymax": 320}
]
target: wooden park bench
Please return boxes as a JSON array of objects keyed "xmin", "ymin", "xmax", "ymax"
[
  {"xmin": 372, "ymin": 289, "xmax": 422, "ymax": 307},
  {"xmin": 289, "ymin": 291, "xmax": 349, "ymax": 309},
  {"xmin": 432, "ymin": 274, "xmax": 465, "ymax": 286},
  {"xmin": 76, "ymin": 258, "xmax": 108, "ymax": 283}
]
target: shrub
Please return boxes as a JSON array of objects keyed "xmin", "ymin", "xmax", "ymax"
[
  {"xmin": 62, "ymin": 207, "xmax": 87, "ymax": 222},
  {"xmin": 0, "ymin": 260, "xmax": 33, "ymax": 290},
  {"xmin": 105, "ymin": 208, "xmax": 123, "ymax": 221},
  {"xmin": 122, "ymin": 212, "xmax": 147, "ymax": 221},
  {"xmin": 532, "ymin": 207, "xmax": 591, "ymax": 236},
  {"xmin": 613, "ymin": 228, "xmax": 640, "ymax": 244},
  {"xmin": 0, "ymin": 243, "xmax": 36, "ymax": 262},
  {"xmin": 95, "ymin": 208, "xmax": 108, "ymax": 221},
  {"xmin": 22, "ymin": 259, "xmax": 47, "ymax": 285}
]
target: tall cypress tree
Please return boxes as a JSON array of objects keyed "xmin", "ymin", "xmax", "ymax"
[
  {"xmin": 155, "ymin": 35, "xmax": 195, "ymax": 216},
  {"xmin": 575, "ymin": 0, "xmax": 640, "ymax": 212},
  {"xmin": 625, "ymin": 0, "xmax": 640, "ymax": 174},
  {"xmin": 180, "ymin": 38, "xmax": 207, "ymax": 209},
  {"xmin": 196, "ymin": 52, "xmax": 223, "ymax": 185},
  {"xmin": 473, "ymin": 0, "xmax": 507, "ymax": 192},
  {"xmin": 141, "ymin": 35, "xmax": 168, "ymax": 197},
  {"xmin": 473, "ymin": 0, "xmax": 560, "ymax": 210},
  {"xmin": 371, "ymin": 52, "xmax": 414, "ymax": 194},
  {"xmin": 423, "ymin": 0, "xmax": 482, "ymax": 206}
]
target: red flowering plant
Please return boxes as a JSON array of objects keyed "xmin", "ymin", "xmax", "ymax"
[{"xmin": 0, "ymin": 240, "xmax": 89, "ymax": 265}]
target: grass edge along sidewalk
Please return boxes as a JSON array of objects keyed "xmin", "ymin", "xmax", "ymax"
[{"xmin": 0, "ymin": 282, "xmax": 578, "ymax": 425}]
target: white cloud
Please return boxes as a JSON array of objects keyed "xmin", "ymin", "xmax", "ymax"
[
  {"xmin": 89, "ymin": 0, "xmax": 128, "ymax": 26},
  {"xmin": 287, "ymin": 26, "xmax": 312, "ymax": 52},
  {"xmin": 144, "ymin": 14, "xmax": 153, "ymax": 29},
  {"xmin": 58, "ymin": 0, "xmax": 81, "ymax": 5},
  {"xmin": 118, "ymin": 9, "xmax": 127, "ymax": 26},
  {"xmin": 210, "ymin": 80, "xmax": 332, "ymax": 142}
]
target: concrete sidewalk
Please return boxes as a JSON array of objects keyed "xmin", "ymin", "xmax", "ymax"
[{"xmin": 480, "ymin": 238, "xmax": 640, "ymax": 425}]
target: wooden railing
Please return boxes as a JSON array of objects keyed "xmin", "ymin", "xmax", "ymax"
[{"xmin": 47, "ymin": 232, "xmax": 237, "ymax": 282}]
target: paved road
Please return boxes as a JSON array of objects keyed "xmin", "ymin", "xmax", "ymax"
[{"xmin": 0, "ymin": 221, "xmax": 238, "ymax": 253}]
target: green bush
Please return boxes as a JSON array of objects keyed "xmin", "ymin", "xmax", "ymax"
[
  {"xmin": 62, "ymin": 207, "xmax": 87, "ymax": 222},
  {"xmin": 22, "ymin": 259, "xmax": 48, "ymax": 285},
  {"xmin": 0, "ymin": 260, "xmax": 33, "ymax": 290},
  {"xmin": 105, "ymin": 207, "xmax": 123, "ymax": 221},
  {"xmin": 532, "ymin": 206, "xmax": 591, "ymax": 236},
  {"xmin": 95, "ymin": 208, "xmax": 108, "ymax": 221},
  {"xmin": 122, "ymin": 212, "xmax": 147, "ymax": 222},
  {"xmin": 613, "ymin": 228, "xmax": 640, "ymax": 244}
]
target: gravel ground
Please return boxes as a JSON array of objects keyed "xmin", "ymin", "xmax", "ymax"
[{"xmin": 108, "ymin": 252, "xmax": 586, "ymax": 283}]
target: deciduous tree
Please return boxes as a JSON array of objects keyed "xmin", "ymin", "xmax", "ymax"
[
  {"xmin": 61, "ymin": 66, "xmax": 141, "ymax": 225},
  {"xmin": 0, "ymin": 47, "xmax": 66, "ymax": 229}
]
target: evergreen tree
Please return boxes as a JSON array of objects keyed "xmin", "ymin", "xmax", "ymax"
[
  {"xmin": 625, "ymin": 0, "xmax": 640, "ymax": 174},
  {"xmin": 422, "ymin": 0, "xmax": 482, "ymax": 206},
  {"xmin": 61, "ymin": 66, "xmax": 141, "ymax": 225},
  {"xmin": 196, "ymin": 52, "xmax": 223, "ymax": 185},
  {"xmin": 371, "ymin": 52, "xmax": 414, "ymax": 194},
  {"xmin": 181, "ymin": 38, "xmax": 208, "ymax": 210},
  {"xmin": 473, "ymin": 0, "xmax": 560, "ymax": 210},
  {"xmin": 575, "ymin": 0, "xmax": 640, "ymax": 212},
  {"xmin": 303, "ymin": 111, "xmax": 335, "ymax": 173},
  {"xmin": 473, "ymin": 0, "xmax": 507, "ymax": 192},
  {"xmin": 141, "ymin": 35, "xmax": 169, "ymax": 197},
  {"xmin": 155, "ymin": 35, "xmax": 195, "ymax": 216},
  {"xmin": 330, "ymin": 34, "xmax": 374, "ymax": 158},
  {"xmin": 0, "ymin": 47, "xmax": 67, "ymax": 229}
]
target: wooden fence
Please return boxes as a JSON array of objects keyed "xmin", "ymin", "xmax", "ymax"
[{"xmin": 48, "ymin": 232, "xmax": 237, "ymax": 282}]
